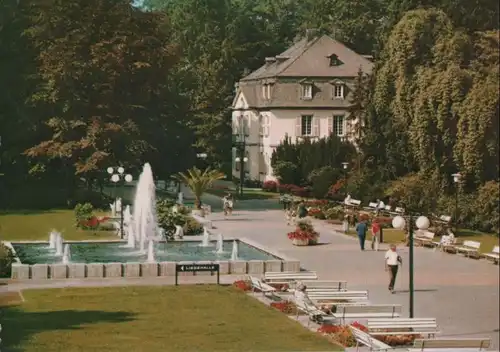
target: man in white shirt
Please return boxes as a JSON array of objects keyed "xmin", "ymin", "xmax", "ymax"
[{"xmin": 385, "ymin": 244, "xmax": 402, "ymax": 293}]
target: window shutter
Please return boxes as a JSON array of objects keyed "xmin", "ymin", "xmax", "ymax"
[
  {"xmin": 295, "ymin": 116, "xmax": 302, "ymax": 136},
  {"xmin": 312, "ymin": 117, "xmax": 320, "ymax": 136},
  {"xmin": 327, "ymin": 116, "xmax": 333, "ymax": 134}
]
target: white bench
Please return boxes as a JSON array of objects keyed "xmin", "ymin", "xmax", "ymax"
[
  {"xmin": 290, "ymin": 280, "xmax": 347, "ymax": 291},
  {"xmin": 191, "ymin": 214, "xmax": 213, "ymax": 229},
  {"xmin": 263, "ymin": 271, "xmax": 318, "ymax": 283},
  {"xmin": 307, "ymin": 290, "xmax": 369, "ymax": 303},
  {"xmin": 395, "ymin": 207, "xmax": 405, "ymax": 213},
  {"xmin": 332, "ymin": 304, "xmax": 401, "ymax": 324},
  {"xmin": 410, "ymin": 337, "xmax": 491, "ymax": 351},
  {"xmin": 347, "ymin": 199, "xmax": 362, "ymax": 207},
  {"xmin": 368, "ymin": 318, "xmax": 439, "ymax": 338},
  {"xmin": 291, "ymin": 297, "xmax": 332, "ymax": 327},
  {"xmin": 350, "ymin": 325, "xmax": 392, "ymax": 351},
  {"xmin": 415, "ymin": 230, "xmax": 436, "ymax": 247},
  {"xmin": 483, "ymin": 245, "xmax": 499, "ymax": 263},
  {"xmin": 367, "ymin": 202, "xmax": 378, "ymax": 209},
  {"xmin": 439, "ymin": 215, "xmax": 452, "ymax": 223},
  {"xmin": 455, "ymin": 240, "xmax": 481, "ymax": 258},
  {"xmin": 248, "ymin": 276, "xmax": 276, "ymax": 296}
]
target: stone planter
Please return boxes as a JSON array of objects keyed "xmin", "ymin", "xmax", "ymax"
[{"xmin": 291, "ymin": 238, "xmax": 309, "ymax": 246}]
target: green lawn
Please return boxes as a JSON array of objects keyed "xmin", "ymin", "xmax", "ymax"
[
  {"xmin": 1, "ymin": 285, "xmax": 341, "ymax": 352},
  {"xmin": 207, "ymin": 187, "xmax": 279, "ymax": 200},
  {"xmin": 346, "ymin": 228, "xmax": 499, "ymax": 253},
  {"xmin": 0, "ymin": 209, "xmax": 117, "ymax": 241}
]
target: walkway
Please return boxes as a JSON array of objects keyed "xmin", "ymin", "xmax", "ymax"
[{"xmin": 211, "ymin": 209, "xmax": 500, "ymax": 349}]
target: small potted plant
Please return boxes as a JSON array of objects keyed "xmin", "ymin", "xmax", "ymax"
[{"xmin": 287, "ymin": 219, "xmax": 320, "ymax": 246}]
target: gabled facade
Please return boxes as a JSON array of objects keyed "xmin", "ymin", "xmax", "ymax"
[{"xmin": 231, "ymin": 34, "xmax": 373, "ymax": 181}]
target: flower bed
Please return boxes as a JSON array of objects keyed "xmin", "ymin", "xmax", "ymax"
[
  {"xmin": 287, "ymin": 220, "xmax": 320, "ymax": 245},
  {"xmin": 232, "ymin": 280, "xmax": 252, "ymax": 291},
  {"xmin": 267, "ymin": 283, "xmax": 289, "ymax": 292},
  {"xmin": 270, "ymin": 300, "xmax": 306, "ymax": 315},
  {"xmin": 317, "ymin": 322, "xmax": 421, "ymax": 347}
]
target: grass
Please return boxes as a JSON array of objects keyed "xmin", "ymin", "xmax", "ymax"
[
  {"xmin": 207, "ymin": 187, "xmax": 279, "ymax": 200},
  {"xmin": 0, "ymin": 285, "xmax": 340, "ymax": 352},
  {"xmin": 346, "ymin": 227, "xmax": 499, "ymax": 253},
  {"xmin": 0, "ymin": 209, "xmax": 118, "ymax": 242}
]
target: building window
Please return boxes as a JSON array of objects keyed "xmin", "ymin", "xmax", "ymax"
[
  {"xmin": 301, "ymin": 115, "xmax": 313, "ymax": 136},
  {"xmin": 333, "ymin": 115, "xmax": 345, "ymax": 137},
  {"xmin": 301, "ymin": 84, "xmax": 313, "ymax": 100},
  {"xmin": 262, "ymin": 84, "xmax": 272, "ymax": 100},
  {"xmin": 333, "ymin": 84, "xmax": 344, "ymax": 99}
]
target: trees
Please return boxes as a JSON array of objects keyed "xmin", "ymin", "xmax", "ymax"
[
  {"xmin": 22, "ymin": 0, "xmax": 191, "ymax": 182},
  {"xmin": 271, "ymin": 135, "xmax": 355, "ymax": 187},
  {"xmin": 175, "ymin": 167, "xmax": 225, "ymax": 209}
]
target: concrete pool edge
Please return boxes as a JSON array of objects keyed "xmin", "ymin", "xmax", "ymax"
[{"xmin": 5, "ymin": 239, "xmax": 301, "ymax": 280}]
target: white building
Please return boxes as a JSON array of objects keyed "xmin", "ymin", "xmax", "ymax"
[{"xmin": 231, "ymin": 34, "xmax": 373, "ymax": 181}]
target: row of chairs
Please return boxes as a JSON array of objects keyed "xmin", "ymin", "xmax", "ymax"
[{"xmin": 248, "ymin": 270, "xmax": 493, "ymax": 351}]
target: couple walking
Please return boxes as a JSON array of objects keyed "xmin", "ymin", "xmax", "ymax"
[{"xmin": 355, "ymin": 218, "xmax": 381, "ymax": 251}]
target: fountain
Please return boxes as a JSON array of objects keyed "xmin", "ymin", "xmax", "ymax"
[
  {"xmin": 200, "ymin": 227, "xmax": 211, "ymax": 247},
  {"xmin": 55, "ymin": 234, "xmax": 64, "ymax": 256},
  {"xmin": 216, "ymin": 233, "xmax": 224, "ymax": 254},
  {"xmin": 132, "ymin": 163, "xmax": 158, "ymax": 252},
  {"xmin": 49, "ymin": 231, "xmax": 58, "ymax": 249},
  {"xmin": 146, "ymin": 240, "xmax": 155, "ymax": 262},
  {"xmin": 231, "ymin": 240, "xmax": 239, "ymax": 260},
  {"xmin": 62, "ymin": 244, "xmax": 71, "ymax": 264}
]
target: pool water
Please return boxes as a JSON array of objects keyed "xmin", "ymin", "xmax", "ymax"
[{"xmin": 12, "ymin": 241, "xmax": 279, "ymax": 264}]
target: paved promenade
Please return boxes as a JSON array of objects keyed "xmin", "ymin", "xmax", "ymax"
[{"xmin": 212, "ymin": 209, "xmax": 500, "ymax": 349}]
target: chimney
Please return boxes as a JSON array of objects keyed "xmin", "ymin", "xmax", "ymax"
[
  {"xmin": 305, "ymin": 28, "xmax": 318, "ymax": 41},
  {"xmin": 265, "ymin": 57, "xmax": 277, "ymax": 65}
]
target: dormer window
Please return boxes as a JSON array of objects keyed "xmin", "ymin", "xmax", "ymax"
[
  {"xmin": 333, "ymin": 84, "xmax": 344, "ymax": 99},
  {"xmin": 301, "ymin": 84, "xmax": 313, "ymax": 100},
  {"xmin": 328, "ymin": 54, "xmax": 343, "ymax": 66},
  {"xmin": 261, "ymin": 83, "xmax": 272, "ymax": 100}
]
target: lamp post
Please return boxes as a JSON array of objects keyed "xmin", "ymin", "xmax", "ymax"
[
  {"xmin": 235, "ymin": 156, "xmax": 248, "ymax": 197},
  {"xmin": 392, "ymin": 213, "xmax": 430, "ymax": 318},
  {"xmin": 107, "ymin": 167, "xmax": 133, "ymax": 239},
  {"xmin": 452, "ymin": 173, "xmax": 461, "ymax": 232}
]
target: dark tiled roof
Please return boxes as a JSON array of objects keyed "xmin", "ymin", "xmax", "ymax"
[{"xmin": 235, "ymin": 35, "xmax": 373, "ymax": 109}]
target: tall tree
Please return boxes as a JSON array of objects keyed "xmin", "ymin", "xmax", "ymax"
[{"xmin": 23, "ymin": 0, "xmax": 187, "ymax": 181}]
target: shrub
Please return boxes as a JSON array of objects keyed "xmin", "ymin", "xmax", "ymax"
[
  {"xmin": 290, "ymin": 185, "xmax": 309, "ymax": 197},
  {"xmin": 263, "ymin": 180, "xmax": 278, "ymax": 192},
  {"xmin": 473, "ymin": 181, "xmax": 499, "ymax": 233},
  {"xmin": 273, "ymin": 161, "xmax": 300, "ymax": 185},
  {"xmin": 324, "ymin": 206, "xmax": 345, "ymax": 220},
  {"xmin": 308, "ymin": 208, "xmax": 326, "ymax": 219},
  {"xmin": 308, "ymin": 166, "xmax": 339, "ymax": 198},
  {"xmin": 74, "ymin": 203, "xmax": 94, "ymax": 229},
  {"xmin": 183, "ymin": 216, "xmax": 203, "ymax": 236},
  {"xmin": 156, "ymin": 198, "xmax": 186, "ymax": 237},
  {"xmin": 385, "ymin": 172, "xmax": 443, "ymax": 213},
  {"xmin": 69, "ymin": 189, "xmax": 113, "ymax": 209},
  {"xmin": 0, "ymin": 243, "xmax": 15, "ymax": 278},
  {"xmin": 244, "ymin": 179, "xmax": 262, "ymax": 188}
]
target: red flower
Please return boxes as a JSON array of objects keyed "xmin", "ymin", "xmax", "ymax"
[{"xmin": 232, "ymin": 280, "xmax": 251, "ymax": 291}]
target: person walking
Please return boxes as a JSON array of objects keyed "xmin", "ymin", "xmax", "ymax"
[
  {"xmin": 297, "ymin": 201, "xmax": 307, "ymax": 219},
  {"xmin": 371, "ymin": 220, "xmax": 381, "ymax": 251},
  {"xmin": 385, "ymin": 244, "xmax": 403, "ymax": 293},
  {"xmin": 355, "ymin": 218, "xmax": 368, "ymax": 251},
  {"xmin": 222, "ymin": 193, "xmax": 233, "ymax": 218}
]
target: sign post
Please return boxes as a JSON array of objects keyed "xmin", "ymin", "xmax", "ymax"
[{"xmin": 175, "ymin": 263, "xmax": 220, "ymax": 286}]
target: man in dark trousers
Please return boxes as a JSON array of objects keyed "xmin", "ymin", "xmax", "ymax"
[
  {"xmin": 355, "ymin": 218, "xmax": 368, "ymax": 251},
  {"xmin": 385, "ymin": 244, "xmax": 403, "ymax": 293}
]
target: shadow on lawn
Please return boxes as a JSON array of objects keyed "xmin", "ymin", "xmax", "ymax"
[
  {"xmin": 1, "ymin": 307, "xmax": 136, "ymax": 351},
  {"xmin": 0, "ymin": 209, "xmax": 57, "ymax": 216}
]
